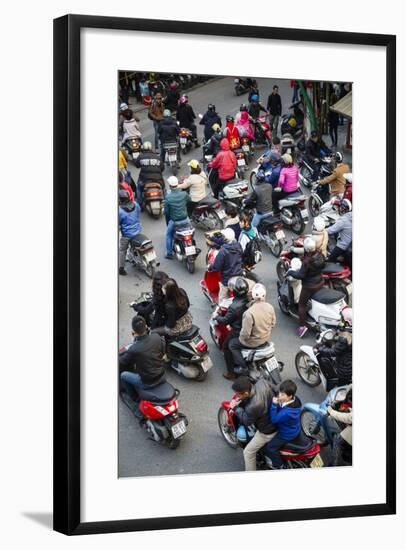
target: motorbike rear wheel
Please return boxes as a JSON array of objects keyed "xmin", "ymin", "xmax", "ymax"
[
  {"xmin": 186, "ymin": 258, "xmax": 195, "ymax": 274},
  {"xmin": 217, "ymin": 407, "xmax": 238, "ymax": 448},
  {"xmin": 309, "ymin": 194, "xmax": 322, "ymax": 217},
  {"xmin": 276, "ymin": 259, "xmax": 289, "ymax": 282},
  {"xmin": 295, "ymin": 351, "xmax": 322, "ymax": 387},
  {"xmin": 194, "ymin": 366, "xmax": 208, "ymax": 382},
  {"xmin": 301, "ymin": 410, "xmax": 327, "ymax": 446},
  {"xmin": 291, "ymin": 207, "xmax": 305, "ymax": 234},
  {"xmin": 167, "ymin": 437, "xmax": 180, "ymax": 450}
]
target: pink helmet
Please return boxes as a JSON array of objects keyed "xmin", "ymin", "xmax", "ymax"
[
  {"xmin": 179, "ymin": 95, "xmax": 188, "ymax": 105},
  {"xmin": 169, "ymin": 81, "xmax": 177, "ymax": 89}
]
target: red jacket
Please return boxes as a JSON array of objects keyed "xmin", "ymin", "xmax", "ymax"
[
  {"xmin": 225, "ymin": 121, "xmax": 240, "ymax": 150},
  {"xmin": 209, "ymin": 138, "xmax": 237, "ymax": 181}
]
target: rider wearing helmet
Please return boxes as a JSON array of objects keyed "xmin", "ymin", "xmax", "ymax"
[
  {"xmin": 208, "ymin": 137, "xmax": 237, "ymax": 198},
  {"xmin": 134, "ymin": 140, "xmax": 165, "ymax": 207},
  {"xmin": 235, "ymin": 103, "xmax": 248, "ymax": 124},
  {"xmin": 214, "ymin": 276, "xmax": 251, "ymax": 380},
  {"xmin": 163, "ymin": 81, "xmax": 180, "ymax": 112},
  {"xmin": 248, "ymin": 79, "xmax": 260, "ymax": 103},
  {"xmin": 319, "ymin": 151, "xmax": 350, "ymax": 197},
  {"xmin": 228, "ymin": 282, "xmax": 276, "ymax": 375},
  {"xmin": 236, "ymin": 110, "xmax": 255, "ymax": 141},
  {"xmin": 178, "ymin": 159, "xmax": 209, "ymax": 216},
  {"xmin": 158, "ymin": 109, "xmax": 180, "ymax": 163},
  {"xmin": 209, "ymin": 227, "xmax": 244, "ymax": 302},
  {"xmin": 288, "ymin": 237, "xmax": 326, "ymax": 338},
  {"xmin": 343, "ymin": 172, "xmax": 353, "ymax": 203},
  {"xmin": 290, "ymin": 216, "xmax": 329, "ymax": 258},
  {"xmin": 244, "ymin": 172, "xmax": 274, "ymax": 227},
  {"xmin": 121, "ymin": 109, "xmax": 142, "ymax": 144},
  {"xmin": 199, "ymin": 103, "xmax": 222, "ymax": 141},
  {"xmin": 304, "ymin": 130, "xmax": 331, "ymax": 179},
  {"xmin": 176, "ymin": 94, "xmax": 200, "ymax": 146},
  {"xmin": 204, "ymin": 122, "xmax": 223, "ymax": 157},
  {"xmin": 118, "ymin": 189, "xmax": 142, "ymax": 276},
  {"xmin": 272, "ymin": 153, "xmax": 299, "ymax": 211},
  {"xmin": 248, "ymin": 93, "xmax": 267, "ymax": 120},
  {"xmin": 327, "ymin": 199, "xmax": 352, "ymax": 267},
  {"xmin": 223, "ymin": 115, "xmax": 241, "ymax": 150}
]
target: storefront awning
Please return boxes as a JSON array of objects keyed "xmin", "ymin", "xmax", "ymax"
[{"xmin": 330, "ymin": 91, "xmax": 352, "ymax": 119}]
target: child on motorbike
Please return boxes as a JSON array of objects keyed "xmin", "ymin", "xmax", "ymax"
[
  {"xmin": 223, "ymin": 204, "xmax": 241, "ymax": 240},
  {"xmin": 266, "ymin": 379, "xmax": 302, "ymax": 469}
]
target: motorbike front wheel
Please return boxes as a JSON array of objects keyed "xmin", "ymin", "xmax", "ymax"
[
  {"xmin": 249, "ymin": 171, "xmax": 258, "ymax": 188},
  {"xmin": 301, "ymin": 410, "xmax": 327, "ymax": 446},
  {"xmin": 291, "ymin": 207, "xmax": 305, "ymax": 234},
  {"xmin": 267, "ymin": 232, "xmax": 283, "ymax": 257},
  {"xmin": 217, "ymin": 407, "xmax": 238, "ymax": 448},
  {"xmin": 276, "ymin": 259, "xmax": 289, "ymax": 282},
  {"xmin": 143, "ymin": 259, "xmax": 156, "ymax": 279},
  {"xmin": 299, "ymin": 165, "xmax": 313, "ymax": 188},
  {"xmin": 295, "ymin": 351, "xmax": 322, "ymax": 387},
  {"xmin": 203, "ymin": 210, "xmax": 223, "ymax": 231},
  {"xmin": 309, "ymin": 194, "xmax": 323, "ymax": 217}
]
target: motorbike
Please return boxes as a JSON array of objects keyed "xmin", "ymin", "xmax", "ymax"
[
  {"xmin": 234, "ymin": 147, "xmax": 248, "ymax": 178},
  {"xmin": 300, "ymin": 385, "xmax": 352, "ymax": 464},
  {"xmin": 123, "ymin": 136, "xmax": 142, "ymax": 164},
  {"xmin": 143, "ymin": 181, "xmax": 164, "ymax": 218},
  {"xmin": 280, "ymin": 101, "xmax": 305, "ymax": 138},
  {"xmin": 125, "ymin": 233, "xmax": 159, "ymax": 278},
  {"xmin": 218, "ymin": 396, "xmax": 323, "ymax": 468},
  {"xmin": 189, "ymin": 196, "xmax": 226, "ymax": 231},
  {"xmin": 256, "ymin": 214, "xmax": 286, "ymax": 257},
  {"xmin": 252, "ymin": 114, "xmax": 272, "ymax": 146},
  {"xmin": 163, "ymin": 140, "xmax": 179, "ymax": 175},
  {"xmin": 179, "ymin": 127, "xmax": 193, "ymax": 154},
  {"xmin": 277, "ymin": 270, "xmax": 348, "ymax": 330},
  {"xmin": 298, "ymin": 155, "xmax": 334, "ymax": 189},
  {"xmin": 119, "ymin": 376, "xmax": 188, "ymax": 449},
  {"xmin": 234, "ymin": 77, "xmax": 252, "ymax": 96},
  {"xmin": 275, "ymin": 191, "xmax": 309, "ymax": 234},
  {"xmin": 308, "ymin": 181, "xmax": 342, "ymax": 219},
  {"xmin": 172, "ymin": 222, "xmax": 201, "ymax": 274},
  {"xmin": 276, "ymin": 238, "xmax": 352, "ymax": 302}
]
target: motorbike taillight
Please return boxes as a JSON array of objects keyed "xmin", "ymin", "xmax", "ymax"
[
  {"xmin": 241, "ymin": 184, "xmax": 248, "ymax": 192},
  {"xmin": 242, "ymin": 137, "xmax": 248, "ymax": 144},
  {"xmin": 195, "ymin": 339, "xmax": 208, "ymax": 353},
  {"xmin": 236, "ymin": 152, "xmax": 244, "ymax": 159}
]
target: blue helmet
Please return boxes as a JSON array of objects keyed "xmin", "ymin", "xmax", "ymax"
[
  {"xmin": 251, "ymin": 94, "xmax": 259, "ymax": 102},
  {"xmin": 257, "ymin": 169, "xmax": 266, "ymax": 182},
  {"xmin": 237, "ymin": 425, "xmax": 248, "ymax": 444}
]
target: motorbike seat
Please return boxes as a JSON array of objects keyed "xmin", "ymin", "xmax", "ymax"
[
  {"xmin": 223, "ymin": 178, "xmax": 243, "ymax": 186},
  {"xmin": 281, "ymin": 432, "xmax": 314, "ymax": 453},
  {"xmin": 196, "ymin": 196, "xmax": 219, "ymax": 207},
  {"xmin": 138, "ymin": 381, "xmax": 177, "ymax": 405},
  {"xmin": 132, "ymin": 233, "xmax": 152, "ymax": 247},
  {"xmin": 242, "ymin": 342, "xmax": 275, "ymax": 362},
  {"xmin": 258, "ymin": 214, "xmax": 281, "ymax": 228},
  {"xmin": 322, "ymin": 262, "xmax": 346, "ymax": 274},
  {"xmin": 312, "ymin": 287, "xmax": 345, "ymax": 304},
  {"xmin": 173, "ymin": 324, "xmax": 200, "ymax": 341},
  {"xmin": 144, "ymin": 181, "xmax": 163, "ymax": 189},
  {"xmin": 175, "ymin": 225, "xmax": 194, "ymax": 236}
]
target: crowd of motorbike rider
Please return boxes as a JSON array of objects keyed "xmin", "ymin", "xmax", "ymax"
[{"xmin": 118, "ymin": 77, "xmax": 353, "ymax": 469}]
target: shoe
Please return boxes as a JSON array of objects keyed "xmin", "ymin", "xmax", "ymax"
[
  {"xmin": 165, "ymin": 254, "xmax": 174, "ymax": 260},
  {"xmin": 194, "ymin": 141, "xmax": 201, "ymax": 148},
  {"xmin": 223, "ymin": 372, "xmax": 237, "ymax": 381},
  {"xmin": 297, "ymin": 326, "xmax": 308, "ymax": 338},
  {"xmin": 119, "ymin": 267, "xmax": 127, "ymax": 276}
]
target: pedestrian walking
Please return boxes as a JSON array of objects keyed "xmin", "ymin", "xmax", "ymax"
[{"xmin": 267, "ymin": 85, "xmax": 282, "ymax": 136}]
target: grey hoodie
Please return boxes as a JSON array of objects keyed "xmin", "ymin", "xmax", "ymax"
[{"xmin": 327, "ymin": 212, "xmax": 352, "ymax": 250}]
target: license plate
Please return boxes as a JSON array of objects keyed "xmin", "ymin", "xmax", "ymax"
[
  {"xmin": 237, "ymin": 158, "xmax": 246, "ymax": 166},
  {"xmin": 171, "ymin": 419, "xmax": 187, "ymax": 439},
  {"xmin": 301, "ymin": 209, "xmax": 309, "ymax": 219},
  {"xmin": 218, "ymin": 209, "xmax": 226, "ymax": 219},
  {"xmin": 242, "ymin": 145, "xmax": 250, "ymax": 152},
  {"xmin": 310, "ymin": 453, "xmax": 324, "ymax": 468},
  {"xmin": 144, "ymin": 250, "xmax": 157, "ymax": 262},
  {"xmin": 180, "ymin": 137, "xmax": 187, "ymax": 144},
  {"xmin": 132, "ymin": 152, "xmax": 140, "ymax": 159},
  {"xmin": 185, "ymin": 245, "xmax": 196, "ymax": 256},
  {"xmin": 264, "ymin": 356, "xmax": 279, "ymax": 372},
  {"xmin": 347, "ymin": 282, "xmax": 353, "ymax": 295},
  {"xmin": 201, "ymin": 356, "xmax": 213, "ymax": 372},
  {"xmin": 169, "ymin": 154, "xmax": 177, "ymax": 162},
  {"xmin": 275, "ymin": 229, "xmax": 285, "ymax": 240}
]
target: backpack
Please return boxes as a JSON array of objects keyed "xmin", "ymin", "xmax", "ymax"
[{"xmin": 242, "ymin": 235, "xmax": 262, "ymax": 267}]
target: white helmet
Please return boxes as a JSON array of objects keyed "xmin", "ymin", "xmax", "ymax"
[
  {"xmin": 304, "ymin": 237, "xmax": 316, "ymax": 253},
  {"xmin": 291, "ymin": 257, "xmax": 302, "ymax": 271},
  {"xmin": 313, "ymin": 216, "xmax": 326, "ymax": 232},
  {"xmin": 344, "ymin": 172, "xmax": 353, "ymax": 183},
  {"xmin": 120, "ymin": 102, "xmax": 128, "ymax": 112},
  {"xmin": 222, "ymin": 228, "xmax": 235, "ymax": 242},
  {"xmin": 341, "ymin": 306, "xmax": 353, "ymax": 326},
  {"xmin": 167, "ymin": 176, "xmax": 179, "ymax": 188},
  {"xmin": 142, "ymin": 141, "xmax": 152, "ymax": 151},
  {"xmin": 251, "ymin": 283, "xmax": 266, "ymax": 301}
]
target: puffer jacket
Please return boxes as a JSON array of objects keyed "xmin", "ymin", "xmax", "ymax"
[
  {"xmin": 234, "ymin": 379, "xmax": 277, "ymax": 434},
  {"xmin": 163, "ymin": 188, "xmax": 190, "ymax": 223},
  {"xmin": 200, "ymin": 110, "xmax": 222, "ymax": 141},
  {"xmin": 118, "ymin": 333, "xmax": 166, "ymax": 384},
  {"xmin": 135, "ymin": 151, "xmax": 164, "ymax": 183},
  {"xmin": 312, "ymin": 229, "xmax": 329, "ymax": 257},
  {"xmin": 327, "ymin": 212, "xmax": 352, "ymax": 251},
  {"xmin": 214, "ymin": 295, "xmax": 249, "ymax": 333},
  {"xmin": 278, "ymin": 165, "xmax": 299, "ymax": 193},
  {"xmin": 176, "ymin": 103, "xmax": 196, "ymax": 128},
  {"xmin": 244, "ymin": 181, "xmax": 273, "ymax": 214},
  {"xmin": 211, "ymin": 240, "xmax": 243, "ymax": 285},
  {"xmin": 178, "ymin": 173, "xmax": 208, "ymax": 202},
  {"xmin": 208, "ymin": 138, "xmax": 237, "ymax": 181},
  {"xmin": 159, "ymin": 117, "xmax": 178, "ymax": 143},
  {"xmin": 119, "ymin": 201, "xmax": 142, "ymax": 238},
  {"xmin": 319, "ymin": 334, "xmax": 352, "ymax": 384},
  {"xmin": 320, "ymin": 162, "xmax": 350, "ymax": 195},
  {"xmin": 289, "ymin": 251, "xmax": 325, "ymax": 288},
  {"xmin": 122, "ymin": 118, "xmax": 142, "ymax": 141},
  {"xmin": 269, "ymin": 396, "xmax": 302, "ymax": 440},
  {"xmin": 239, "ymin": 300, "xmax": 276, "ymax": 348}
]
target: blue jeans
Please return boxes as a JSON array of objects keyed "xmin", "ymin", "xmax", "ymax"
[
  {"xmin": 166, "ymin": 218, "xmax": 189, "ymax": 256},
  {"xmin": 252, "ymin": 211, "xmax": 272, "ymax": 227},
  {"xmin": 266, "ymin": 433, "xmax": 294, "ymax": 468},
  {"xmin": 120, "ymin": 371, "xmax": 146, "ymax": 401},
  {"xmin": 153, "ymin": 121, "xmax": 161, "ymax": 150}
]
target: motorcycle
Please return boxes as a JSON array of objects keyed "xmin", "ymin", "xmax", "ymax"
[
  {"xmin": 189, "ymin": 196, "xmax": 226, "ymax": 231},
  {"xmin": 298, "ymin": 155, "xmax": 334, "ymax": 189},
  {"xmin": 234, "ymin": 147, "xmax": 248, "ymax": 178},
  {"xmin": 125, "ymin": 233, "xmax": 159, "ymax": 278},
  {"xmin": 308, "ymin": 181, "xmax": 342, "ymax": 219},
  {"xmin": 172, "ymin": 222, "xmax": 201, "ymax": 274},
  {"xmin": 179, "ymin": 127, "xmax": 193, "ymax": 154},
  {"xmin": 252, "ymin": 114, "xmax": 272, "ymax": 146},
  {"xmin": 240, "ymin": 135, "xmax": 254, "ymax": 163},
  {"xmin": 143, "ymin": 181, "xmax": 164, "ymax": 218},
  {"xmin": 300, "ymin": 385, "xmax": 352, "ymax": 464},
  {"xmin": 276, "ymin": 238, "xmax": 352, "ymax": 302},
  {"xmin": 123, "ymin": 136, "xmax": 142, "ymax": 164},
  {"xmin": 256, "ymin": 214, "xmax": 286, "ymax": 257},
  {"xmin": 275, "ymin": 191, "xmax": 309, "ymax": 234},
  {"xmin": 277, "ymin": 270, "xmax": 348, "ymax": 330},
  {"xmin": 163, "ymin": 141, "xmax": 179, "ymax": 175},
  {"xmin": 218, "ymin": 396, "xmax": 323, "ymax": 468},
  {"xmin": 119, "ymin": 377, "xmax": 188, "ymax": 450},
  {"xmin": 280, "ymin": 101, "xmax": 305, "ymax": 138},
  {"xmin": 234, "ymin": 77, "xmax": 252, "ymax": 96}
]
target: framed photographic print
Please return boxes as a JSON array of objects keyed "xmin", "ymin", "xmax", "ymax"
[{"xmin": 53, "ymin": 14, "xmax": 396, "ymax": 535}]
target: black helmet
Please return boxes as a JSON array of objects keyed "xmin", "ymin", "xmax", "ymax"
[
  {"xmin": 310, "ymin": 130, "xmax": 319, "ymax": 138},
  {"xmin": 119, "ymin": 189, "xmax": 130, "ymax": 203},
  {"xmin": 240, "ymin": 103, "xmax": 248, "ymax": 112},
  {"xmin": 208, "ymin": 103, "xmax": 216, "ymax": 111},
  {"xmin": 231, "ymin": 277, "xmax": 249, "ymax": 297},
  {"xmin": 226, "ymin": 115, "xmax": 234, "ymax": 122}
]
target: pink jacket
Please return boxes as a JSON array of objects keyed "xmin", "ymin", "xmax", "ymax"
[
  {"xmin": 236, "ymin": 111, "xmax": 254, "ymax": 140},
  {"xmin": 279, "ymin": 165, "xmax": 299, "ymax": 193}
]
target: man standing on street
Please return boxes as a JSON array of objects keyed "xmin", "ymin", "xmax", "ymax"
[
  {"xmin": 118, "ymin": 190, "xmax": 142, "ymax": 276},
  {"xmin": 163, "ymin": 176, "xmax": 191, "ymax": 259},
  {"xmin": 267, "ymin": 85, "xmax": 282, "ymax": 137},
  {"xmin": 148, "ymin": 92, "xmax": 164, "ymax": 151}
]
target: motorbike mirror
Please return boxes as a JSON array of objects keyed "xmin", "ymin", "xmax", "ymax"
[{"xmin": 198, "ymin": 113, "xmax": 203, "ymax": 119}]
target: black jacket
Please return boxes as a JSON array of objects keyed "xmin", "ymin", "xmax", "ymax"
[
  {"xmin": 200, "ymin": 110, "xmax": 222, "ymax": 141},
  {"xmin": 215, "ymin": 295, "xmax": 249, "ymax": 333},
  {"xmin": 204, "ymin": 132, "xmax": 222, "ymax": 156},
  {"xmin": 211, "ymin": 241, "xmax": 243, "ymax": 285},
  {"xmin": 159, "ymin": 118, "xmax": 179, "ymax": 143},
  {"xmin": 176, "ymin": 104, "xmax": 196, "ymax": 128},
  {"xmin": 234, "ymin": 379, "xmax": 277, "ymax": 434},
  {"xmin": 304, "ymin": 138, "xmax": 330, "ymax": 163},
  {"xmin": 118, "ymin": 333, "xmax": 166, "ymax": 384},
  {"xmin": 267, "ymin": 93, "xmax": 282, "ymax": 116},
  {"xmin": 164, "ymin": 289, "xmax": 190, "ymax": 328},
  {"xmin": 245, "ymin": 182, "xmax": 273, "ymax": 214},
  {"xmin": 248, "ymin": 102, "xmax": 267, "ymax": 119},
  {"xmin": 320, "ymin": 336, "xmax": 352, "ymax": 384},
  {"xmin": 289, "ymin": 251, "xmax": 325, "ymax": 287},
  {"xmin": 135, "ymin": 151, "xmax": 164, "ymax": 183},
  {"xmin": 164, "ymin": 89, "xmax": 180, "ymax": 112}
]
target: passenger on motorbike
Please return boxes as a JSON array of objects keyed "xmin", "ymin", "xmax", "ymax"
[
  {"xmin": 326, "ymin": 199, "xmax": 352, "ymax": 267},
  {"xmin": 319, "ymin": 151, "xmax": 350, "ymax": 198},
  {"xmin": 228, "ymin": 283, "xmax": 276, "ymax": 376},
  {"xmin": 327, "ymin": 385, "xmax": 352, "ymax": 465},
  {"xmin": 235, "ymin": 103, "xmax": 248, "ymax": 125},
  {"xmin": 223, "ymin": 204, "xmax": 242, "ymax": 240},
  {"xmin": 118, "ymin": 189, "xmax": 142, "ymax": 276},
  {"xmin": 287, "ymin": 237, "xmax": 326, "ymax": 338},
  {"xmin": 209, "ymin": 228, "xmax": 244, "ymax": 302},
  {"xmin": 223, "ymin": 115, "xmax": 241, "ymax": 150},
  {"xmin": 176, "ymin": 95, "xmax": 200, "ymax": 147},
  {"xmin": 304, "ymin": 130, "xmax": 331, "ymax": 179},
  {"xmin": 272, "ymin": 153, "xmax": 299, "ymax": 211},
  {"xmin": 271, "ymin": 136, "xmax": 282, "ymax": 155},
  {"xmin": 159, "ymin": 109, "xmax": 180, "ymax": 163},
  {"xmin": 134, "ymin": 141, "xmax": 165, "ymax": 207},
  {"xmin": 121, "ymin": 109, "xmax": 142, "ymax": 145},
  {"xmin": 290, "ymin": 216, "xmax": 329, "ymax": 258},
  {"xmin": 163, "ymin": 176, "xmax": 191, "ymax": 259},
  {"xmin": 229, "ymin": 376, "xmax": 277, "ymax": 470},
  {"xmin": 178, "ymin": 159, "xmax": 209, "ymax": 216},
  {"xmin": 131, "ymin": 271, "xmax": 169, "ymax": 329},
  {"xmin": 199, "ymin": 103, "xmax": 222, "ymax": 141},
  {"xmin": 152, "ymin": 278, "xmax": 193, "ymax": 337},
  {"xmin": 119, "ymin": 316, "xmax": 166, "ymax": 407},
  {"xmin": 318, "ymin": 316, "xmax": 352, "ymax": 386},
  {"xmin": 236, "ymin": 111, "xmax": 255, "ymax": 141},
  {"xmin": 244, "ymin": 170, "xmax": 274, "ymax": 227},
  {"xmin": 204, "ymin": 123, "xmax": 223, "ymax": 157},
  {"xmin": 208, "ymin": 137, "xmax": 237, "ymax": 199}
]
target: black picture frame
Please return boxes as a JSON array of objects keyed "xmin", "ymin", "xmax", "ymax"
[{"xmin": 53, "ymin": 14, "xmax": 396, "ymax": 535}]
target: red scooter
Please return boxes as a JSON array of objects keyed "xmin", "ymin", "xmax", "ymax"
[
  {"xmin": 251, "ymin": 114, "xmax": 272, "ymax": 146},
  {"xmin": 218, "ymin": 396, "xmax": 323, "ymax": 468}
]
